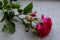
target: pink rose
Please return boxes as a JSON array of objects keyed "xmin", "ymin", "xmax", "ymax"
[
  {"xmin": 41, "ymin": 14, "xmax": 52, "ymax": 31},
  {"xmin": 36, "ymin": 14, "xmax": 52, "ymax": 37}
]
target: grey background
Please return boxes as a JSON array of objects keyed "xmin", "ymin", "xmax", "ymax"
[
  {"xmin": 17, "ymin": 0, "xmax": 60, "ymax": 1},
  {"xmin": 0, "ymin": 0, "xmax": 60, "ymax": 40}
]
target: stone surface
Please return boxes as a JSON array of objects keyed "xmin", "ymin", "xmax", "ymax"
[{"xmin": 0, "ymin": 0, "xmax": 60, "ymax": 40}]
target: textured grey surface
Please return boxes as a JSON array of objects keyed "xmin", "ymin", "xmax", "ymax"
[{"xmin": 0, "ymin": 1, "xmax": 60, "ymax": 40}]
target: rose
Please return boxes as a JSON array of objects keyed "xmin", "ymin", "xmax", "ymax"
[
  {"xmin": 36, "ymin": 23, "xmax": 50, "ymax": 36},
  {"xmin": 41, "ymin": 14, "xmax": 52, "ymax": 31},
  {"xmin": 36, "ymin": 14, "xmax": 52, "ymax": 37}
]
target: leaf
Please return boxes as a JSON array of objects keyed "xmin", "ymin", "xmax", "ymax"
[
  {"xmin": 0, "ymin": 6, "xmax": 2, "ymax": 10},
  {"xmin": 0, "ymin": 15, "xmax": 4, "ymax": 22},
  {"xmin": 10, "ymin": 0, "xmax": 17, "ymax": 1},
  {"xmin": 3, "ymin": 0, "xmax": 8, "ymax": 5},
  {"xmin": 3, "ymin": 11, "xmax": 11, "ymax": 21},
  {"xmin": 17, "ymin": 9, "xmax": 23, "ymax": 14},
  {"xmin": 2, "ymin": 25, "xmax": 9, "ymax": 32},
  {"xmin": 0, "ymin": 1, "xmax": 2, "ymax": 6},
  {"xmin": 8, "ymin": 11, "xmax": 14, "ymax": 21},
  {"xmin": 0, "ymin": 1, "xmax": 2, "ymax": 10},
  {"xmin": 9, "ymin": 11, "xmax": 14, "ymax": 17},
  {"xmin": 3, "ymin": 11, "xmax": 14, "ymax": 22},
  {"xmin": 11, "ymin": 4, "xmax": 20, "ymax": 9},
  {"xmin": 23, "ymin": 2, "xmax": 33, "ymax": 15},
  {"xmin": 8, "ymin": 22, "xmax": 15, "ymax": 33},
  {"xmin": 3, "ymin": 5, "xmax": 10, "ymax": 9}
]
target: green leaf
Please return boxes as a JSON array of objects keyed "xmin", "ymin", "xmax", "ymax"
[
  {"xmin": 0, "ymin": 1, "xmax": 2, "ymax": 10},
  {"xmin": 11, "ymin": 4, "xmax": 20, "ymax": 9},
  {"xmin": 3, "ymin": 5, "xmax": 10, "ymax": 9},
  {"xmin": 10, "ymin": 0, "xmax": 17, "ymax": 1},
  {"xmin": 17, "ymin": 9, "xmax": 23, "ymax": 14},
  {"xmin": 3, "ymin": 11, "xmax": 10, "ymax": 21},
  {"xmin": 8, "ymin": 22, "xmax": 15, "ymax": 33},
  {"xmin": 3, "ymin": 11, "xmax": 14, "ymax": 22},
  {"xmin": 3, "ymin": 0, "xmax": 8, "ymax": 5},
  {"xmin": 0, "ymin": 1, "xmax": 2, "ymax": 6},
  {"xmin": 2, "ymin": 25, "xmax": 9, "ymax": 32},
  {"xmin": 0, "ymin": 6, "xmax": 2, "ymax": 10},
  {"xmin": 0, "ymin": 15, "xmax": 4, "ymax": 22},
  {"xmin": 23, "ymin": 2, "xmax": 33, "ymax": 15},
  {"xmin": 8, "ymin": 11, "xmax": 14, "ymax": 21}
]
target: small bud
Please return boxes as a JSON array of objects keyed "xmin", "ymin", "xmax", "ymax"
[
  {"xmin": 25, "ymin": 15, "xmax": 29, "ymax": 19},
  {"xmin": 39, "ymin": 21, "xmax": 44, "ymax": 25},
  {"xmin": 23, "ymin": 19, "xmax": 30, "ymax": 25},
  {"xmin": 26, "ymin": 16, "xmax": 32, "ymax": 21},
  {"xmin": 32, "ymin": 17, "xmax": 38, "ymax": 21},
  {"xmin": 25, "ymin": 27, "xmax": 29, "ymax": 32},
  {"xmin": 31, "ymin": 11, "xmax": 36, "ymax": 17},
  {"xmin": 32, "ymin": 28, "xmax": 37, "ymax": 34}
]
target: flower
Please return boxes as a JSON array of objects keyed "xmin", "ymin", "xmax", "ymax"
[
  {"xmin": 41, "ymin": 14, "xmax": 52, "ymax": 31},
  {"xmin": 36, "ymin": 14, "xmax": 52, "ymax": 37},
  {"xmin": 31, "ymin": 11, "xmax": 36, "ymax": 17},
  {"xmin": 36, "ymin": 23, "xmax": 50, "ymax": 36}
]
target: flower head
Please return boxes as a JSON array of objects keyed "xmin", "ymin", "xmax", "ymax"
[
  {"xmin": 36, "ymin": 14, "xmax": 52, "ymax": 37},
  {"xmin": 41, "ymin": 14, "xmax": 52, "ymax": 31}
]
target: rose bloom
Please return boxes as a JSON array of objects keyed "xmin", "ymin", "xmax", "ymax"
[{"xmin": 36, "ymin": 14, "xmax": 52, "ymax": 37}]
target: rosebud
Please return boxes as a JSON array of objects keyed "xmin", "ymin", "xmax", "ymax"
[
  {"xmin": 23, "ymin": 19, "xmax": 30, "ymax": 25},
  {"xmin": 26, "ymin": 16, "xmax": 32, "ymax": 21},
  {"xmin": 25, "ymin": 15, "xmax": 29, "ymax": 19},
  {"xmin": 25, "ymin": 27, "xmax": 29, "ymax": 32},
  {"xmin": 39, "ymin": 21, "xmax": 44, "ymax": 25},
  {"xmin": 32, "ymin": 17, "xmax": 38, "ymax": 21},
  {"xmin": 32, "ymin": 28, "xmax": 37, "ymax": 34},
  {"xmin": 31, "ymin": 11, "xmax": 36, "ymax": 17}
]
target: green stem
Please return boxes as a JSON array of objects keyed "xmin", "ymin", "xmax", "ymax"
[
  {"xmin": 15, "ymin": 16, "xmax": 23, "ymax": 20},
  {"xmin": 15, "ymin": 16, "xmax": 26, "ymax": 25},
  {"xmin": 15, "ymin": 14, "xmax": 21, "ymax": 16},
  {"xmin": 15, "ymin": 16, "xmax": 29, "ymax": 32},
  {"xmin": 30, "ymin": 21, "xmax": 33, "ymax": 29}
]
